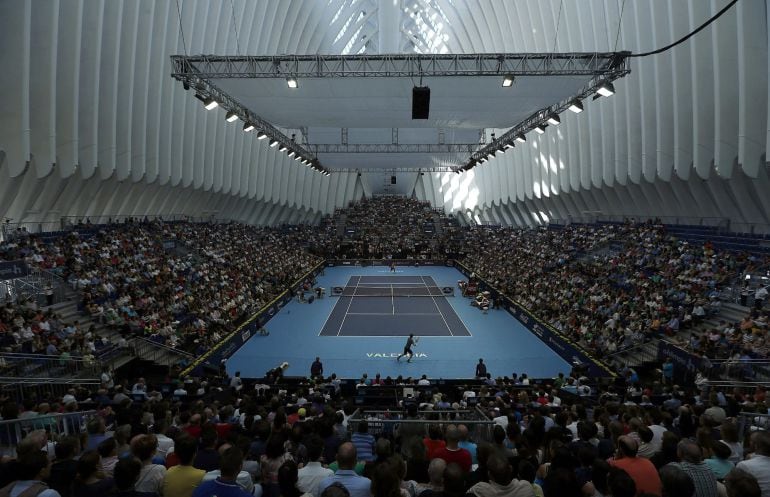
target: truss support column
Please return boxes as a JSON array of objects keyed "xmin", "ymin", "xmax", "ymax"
[{"xmin": 378, "ymin": 0, "xmax": 401, "ymax": 54}]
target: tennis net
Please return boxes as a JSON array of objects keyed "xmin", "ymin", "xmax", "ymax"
[{"xmin": 333, "ymin": 286, "xmax": 453, "ymax": 297}]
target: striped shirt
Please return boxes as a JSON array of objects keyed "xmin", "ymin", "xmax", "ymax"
[{"xmin": 351, "ymin": 432, "xmax": 376, "ymax": 462}]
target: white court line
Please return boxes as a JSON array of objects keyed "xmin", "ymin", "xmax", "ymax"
[
  {"xmin": 391, "ymin": 286, "xmax": 395, "ymax": 315},
  {"xmin": 346, "ymin": 312, "xmax": 440, "ymax": 316},
  {"xmin": 336, "ymin": 276, "xmax": 360, "ymax": 336},
  {"xmin": 422, "ymin": 275, "xmax": 454, "ymax": 337}
]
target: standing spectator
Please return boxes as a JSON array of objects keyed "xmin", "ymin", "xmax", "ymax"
[
  {"xmin": 608, "ymin": 436, "xmax": 662, "ymax": 497},
  {"xmin": 317, "ymin": 443, "xmax": 371, "ymax": 497},
  {"xmin": 736, "ymin": 431, "xmax": 770, "ymax": 497},
  {"xmin": 351, "ymin": 422, "xmax": 376, "ymax": 463},
  {"xmin": 475, "ymin": 359, "xmax": 487, "ymax": 379},
  {"xmin": 164, "ymin": 435, "xmax": 205, "ymax": 497},
  {"xmin": 662, "ymin": 358, "xmax": 674, "ymax": 384},
  {"xmin": 433, "ymin": 425, "xmax": 472, "ymax": 474},
  {"xmin": 230, "ymin": 372, "xmax": 243, "ymax": 392},
  {"xmin": 311, "ymin": 358, "xmax": 324, "ymax": 379},
  {"xmin": 192, "ymin": 448, "xmax": 253, "ymax": 497},
  {"xmin": 297, "ymin": 436, "xmax": 333, "ymax": 497}
]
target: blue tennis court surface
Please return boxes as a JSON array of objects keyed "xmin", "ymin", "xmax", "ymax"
[
  {"xmin": 319, "ymin": 275, "xmax": 471, "ymax": 337},
  {"xmin": 225, "ymin": 266, "xmax": 571, "ymax": 380}
]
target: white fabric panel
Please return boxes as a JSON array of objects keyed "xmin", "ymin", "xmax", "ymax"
[{"xmin": 0, "ymin": 0, "xmax": 769, "ymax": 228}]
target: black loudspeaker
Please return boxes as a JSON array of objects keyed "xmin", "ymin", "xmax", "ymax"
[
  {"xmin": 412, "ymin": 86, "xmax": 430, "ymax": 119},
  {"xmin": 390, "ymin": 176, "xmax": 397, "ymax": 184}
]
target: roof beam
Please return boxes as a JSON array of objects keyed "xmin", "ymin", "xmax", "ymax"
[{"xmin": 171, "ymin": 52, "xmax": 630, "ymax": 79}]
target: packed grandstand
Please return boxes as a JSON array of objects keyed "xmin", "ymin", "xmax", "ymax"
[{"xmin": 0, "ymin": 196, "xmax": 768, "ymax": 497}]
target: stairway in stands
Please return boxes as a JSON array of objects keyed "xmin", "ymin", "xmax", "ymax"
[{"xmin": 336, "ymin": 213, "xmax": 347, "ymax": 237}]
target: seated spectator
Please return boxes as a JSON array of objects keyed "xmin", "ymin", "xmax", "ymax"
[
  {"xmin": 317, "ymin": 443, "xmax": 371, "ymax": 497},
  {"xmin": 49, "ymin": 436, "xmax": 80, "ymax": 497},
  {"xmin": 0, "ymin": 450, "xmax": 60, "ymax": 497},
  {"xmin": 297, "ymin": 435, "xmax": 333, "ymax": 497},
  {"xmin": 73, "ymin": 450, "xmax": 115, "ymax": 497},
  {"xmin": 608, "ymin": 436, "xmax": 662, "ymax": 496},
  {"xmin": 433, "ymin": 425, "xmax": 472, "ymax": 474},
  {"xmin": 164, "ymin": 435, "xmax": 205, "ymax": 497},
  {"xmin": 704, "ymin": 441, "xmax": 734, "ymax": 481},
  {"xmin": 131, "ymin": 434, "xmax": 166, "ymax": 496},
  {"xmin": 736, "ymin": 431, "xmax": 770, "ymax": 497},
  {"xmin": 278, "ymin": 460, "xmax": 311, "ymax": 497},
  {"xmin": 193, "ymin": 447, "xmax": 254, "ymax": 497},
  {"xmin": 724, "ymin": 468, "xmax": 762, "ymax": 497},
  {"xmin": 467, "ymin": 453, "xmax": 534, "ymax": 497}
]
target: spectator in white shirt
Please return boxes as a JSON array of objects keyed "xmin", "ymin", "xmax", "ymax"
[
  {"xmin": 298, "ymin": 436, "xmax": 334, "ymax": 497},
  {"xmin": 736, "ymin": 431, "xmax": 770, "ymax": 497}
]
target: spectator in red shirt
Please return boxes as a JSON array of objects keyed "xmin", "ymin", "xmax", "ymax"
[
  {"xmin": 608, "ymin": 436, "xmax": 662, "ymax": 497},
  {"xmin": 433, "ymin": 425, "xmax": 472, "ymax": 474},
  {"xmin": 423, "ymin": 425, "xmax": 446, "ymax": 461}
]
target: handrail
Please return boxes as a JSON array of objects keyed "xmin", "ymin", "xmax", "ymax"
[
  {"xmin": 132, "ymin": 336, "xmax": 196, "ymax": 358},
  {"xmin": 0, "ymin": 409, "xmax": 98, "ymax": 427},
  {"xmin": 604, "ymin": 339, "xmax": 660, "ymax": 359},
  {"xmin": 0, "ymin": 352, "xmax": 93, "ymax": 363},
  {"xmin": 0, "ymin": 377, "xmax": 101, "ymax": 385}
]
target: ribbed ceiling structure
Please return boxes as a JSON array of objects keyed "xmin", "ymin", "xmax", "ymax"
[{"xmin": 1, "ymin": 0, "xmax": 768, "ymax": 230}]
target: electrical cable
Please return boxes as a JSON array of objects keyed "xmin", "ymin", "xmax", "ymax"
[{"xmin": 629, "ymin": 0, "xmax": 738, "ymax": 58}]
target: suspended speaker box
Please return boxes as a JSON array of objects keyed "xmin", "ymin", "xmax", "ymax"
[
  {"xmin": 391, "ymin": 176, "xmax": 397, "ymax": 184},
  {"xmin": 412, "ymin": 87, "xmax": 430, "ymax": 119}
]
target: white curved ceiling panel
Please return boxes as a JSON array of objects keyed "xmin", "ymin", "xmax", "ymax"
[{"xmin": 0, "ymin": 0, "xmax": 768, "ymax": 229}]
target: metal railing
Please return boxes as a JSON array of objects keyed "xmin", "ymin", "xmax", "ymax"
[
  {"xmin": 0, "ymin": 266, "xmax": 68, "ymax": 307},
  {"xmin": 0, "ymin": 352, "xmax": 101, "ymax": 380},
  {"xmin": 0, "ymin": 378, "xmax": 102, "ymax": 404},
  {"xmin": 550, "ymin": 215, "xmax": 730, "ymax": 230},
  {"xmin": 347, "ymin": 407, "xmax": 497, "ymax": 443},
  {"xmin": 736, "ymin": 411, "xmax": 770, "ymax": 440},
  {"xmin": 0, "ymin": 410, "xmax": 97, "ymax": 456},
  {"xmin": 131, "ymin": 336, "xmax": 196, "ymax": 367}
]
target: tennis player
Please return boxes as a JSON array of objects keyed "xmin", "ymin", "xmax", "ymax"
[{"xmin": 397, "ymin": 333, "xmax": 418, "ymax": 362}]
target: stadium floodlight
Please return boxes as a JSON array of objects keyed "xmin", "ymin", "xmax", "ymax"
[
  {"xmin": 534, "ymin": 124, "xmax": 547, "ymax": 134},
  {"xmin": 294, "ymin": 155, "xmax": 302, "ymax": 161},
  {"xmin": 278, "ymin": 144, "xmax": 288, "ymax": 152},
  {"xmin": 501, "ymin": 75, "xmax": 515, "ymax": 87},
  {"xmin": 225, "ymin": 111, "xmax": 238, "ymax": 122},
  {"xmin": 243, "ymin": 122, "xmax": 255, "ymax": 132},
  {"xmin": 269, "ymin": 139, "xmax": 279, "ymax": 147},
  {"xmin": 597, "ymin": 82, "xmax": 615, "ymax": 97},
  {"xmin": 256, "ymin": 131, "xmax": 267, "ymax": 140},
  {"xmin": 547, "ymin": 114, "xmax": 561, "ymax": 126},
  {"xmin": 287, "ymin": 77, "xmax": 298, "ymax": 89},
  {"xmin": 195, "ymin": 93, "xmax": 219, "ymax": 110},
  {"xmin": 504, "ymin": 142, "xmax": 515, "ymax": 149},
  {"xmin": 288, "ymin": 150, "xmax": 295, "ymax": 157},
  {"xmin": 515, "ymin": 134, "xmax": 526, "ymax": 143},
  {"xmin": 497, "ymin": 144, "xmax": 507, "ymax": 154},
  {"xmin": 478, "ymin": 157, "xmax": 487, "ymax": 163},
  {"xmin": 568, "ymin": 99, "xmax": 584, "ymax": 113}
]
